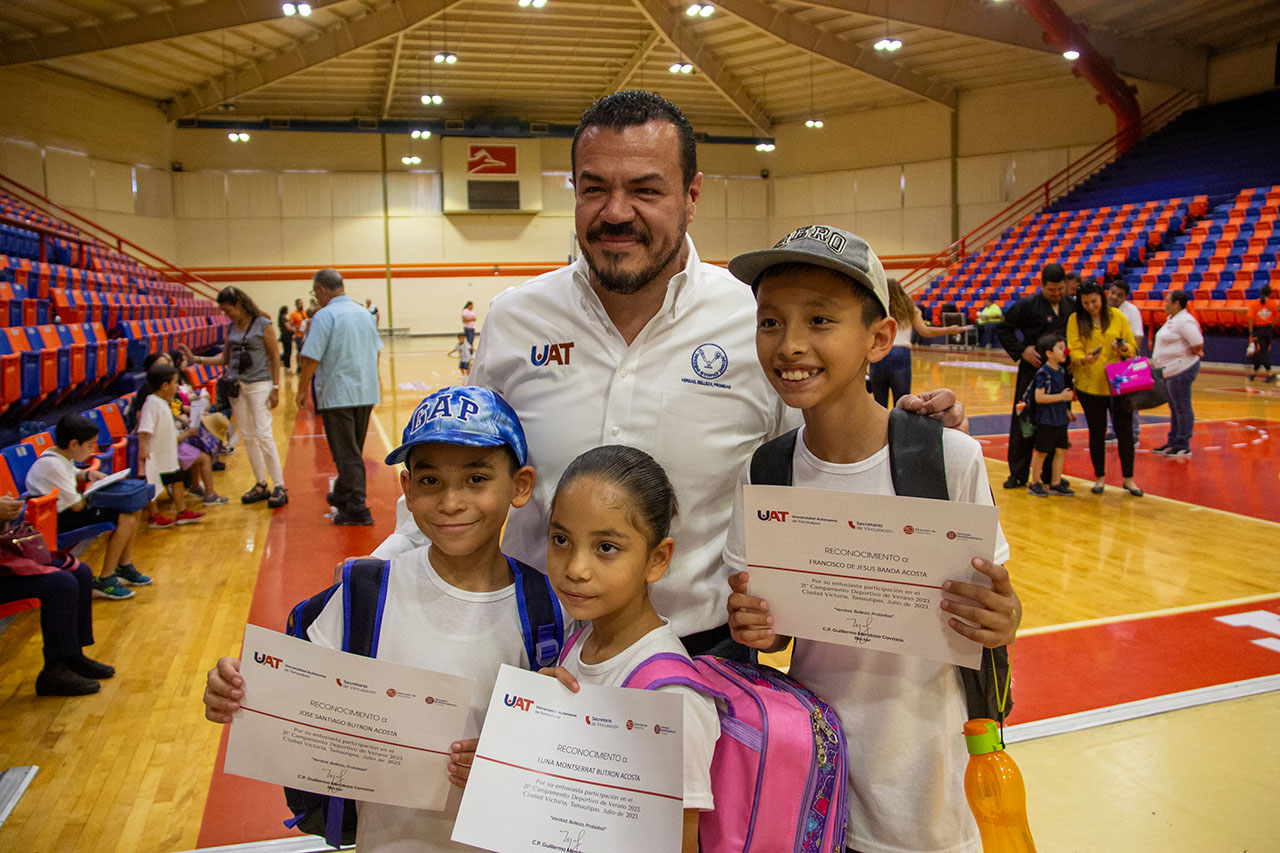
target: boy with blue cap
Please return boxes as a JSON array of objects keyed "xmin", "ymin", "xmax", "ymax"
[{"xmin": 203, "ymin": 387, "xmax": 564, "ymax": 853}]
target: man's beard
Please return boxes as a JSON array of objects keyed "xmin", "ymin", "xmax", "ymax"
[{"xmin": 581, "ymin": 219, "xmax": 686, "ymax": 295}]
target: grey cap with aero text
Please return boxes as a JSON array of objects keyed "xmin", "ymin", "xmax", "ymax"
[{"xmin": 728, "ymin": 225, "xmax": 890, "ymax": 316}]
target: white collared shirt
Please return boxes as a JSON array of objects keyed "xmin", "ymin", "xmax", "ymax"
[
  {"xmin": 1116, "ymin": 299, "xmax": 1144, "ymax": 340},
  {"xmin": 378, "ymin": 237, "xmax": 794, "ymax": 636}
]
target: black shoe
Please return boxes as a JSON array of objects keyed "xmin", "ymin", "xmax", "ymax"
[
  {"xmin": 241, "ymin": 483, "xmax": 271, "ymax": 504},
  {"xmin": 267, "ymin": 486, "xmax": 289, "ymax": 508},
  {"xmin": 334, "ymin": 510, "xmax": 373, "ymax": 526},
  {"xmin": 212, "ymin": 460, "xmax": 226, "ymax": 471},
  {"xmin": 325, "ymin": 491, "xmax": 339, "ymax": 508},
  {"xmin": 35, "ymin": 663, "xmax": 100, "ymax": 696},
  {"xmin": 67, "ymin": 655, "xmax": 115, "ymax": 680},
  {"xmin": 1002, "ymin": 476, "xmax": 1026, "ymax": 489}
]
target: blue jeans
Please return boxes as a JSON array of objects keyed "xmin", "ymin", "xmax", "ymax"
[
  {"xmin": 1165, "ymin": 360, "xmax": 1199, "ymax": 451},
  {"xmin": 977, "ymin": 323, "xmax": 999, "ymax": 348},
  {"xmin": 868, "ymin": 346, "xmax": 912, "ymax": 407}
]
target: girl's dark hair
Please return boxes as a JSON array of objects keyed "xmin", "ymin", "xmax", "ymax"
[
  {"xmin": 216, "ymin": 286, "xmax": 269, "ymax": 320},
  {"xmin": 1074, "ymin": 279, "xmax": 1112, "ymax": 340},
  {"xmin": 553, "ymin": 445, "xmax": 678, "ymax": 548}
]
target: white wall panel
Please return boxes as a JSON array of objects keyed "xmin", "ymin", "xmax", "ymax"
[
  {"xmin": 442, "ymin": 214, "xmax": 575, "ymax": 264},
  {"xmin": 90, "ymin": 158, "xmax": 134, "ymax": 214},
  {"xmin": 175, "ymin": 218, "xmax": 229, "ymax": 267},
  {"xmin": 903, "ymin": 159, "xmax": 951, "ymax": 209},
  {"xmin": 697, "ymin": 177, "xmax": 726, "ymax": 219},
  {"xmin": 44, "ymin": 148, "xmax": 93, "ymax": 208},
  {"xmin": 227, "ymin": 172, "xmax": 281, "ymax": 219},
  {"xmin": 813, "ymin": 171, "xmax": 857, "ymax": 217},
  {"xmin": 724, "ymin": 217, "xmax": 771, "ymax": 261},
  {"xmin": 853, "ymin": 210, "xmax": 904, "ymax": 255},
  {"xmin": 331, "ymin": 217, "xmax": 386, "ymax": 264},
  {"xmin": 958, "ymin": 202, "xmax": 1010, "ymax": 245},
  {"xmin": 687, "ymin": 218, "xmax": 726, "ymax": 262},
  {"xmin": 280, "ymin": 218, "xmax": 334, "ymax": 266},
  {"xmin": 902, "ymin": 206, "xmax": 952, "ymax": 256},
  {"xmin": 854, "ymin": 165, "xmax": 903, "ymax": 212},
  {"xmin": 725, "ymin": 179, "xmax": 767, "ymax": 219},
  {"xmin": 226, "ymin": 218, "xmax": 283, "ymax": 267},
  {"xmin": 539, "ymin": 174, "xmax": 574, "ymax": 214},
  {"xmin": 175, "ymin": 172, "xmax": 227, "ymax": 219},
  {"xmin": 773, "ymin": 176, "xmax": 814, "ymax": 220},
  {"xmin": 0, "ymin": 140, "xmax": 44, "ymax": 194},
  {"xmin": 957, "ymin": 155, "xmax": 1009, "ymax": 206},
  {"xmin": 1007, "ymin": 148, "xmax": 1071, "ymax": 199},
  {"xmin": 280, "ymin": 172, "xmax": 332, "ymax": 218},
  {"xmin": 389, "ymin": 216, "xmax": 445, "ymax": 264},
  {"xmin": 330, "ymin": 173, "xmax": 383, "ymax": 218},
  {"xmin": 387, "ymin": 172, "xmax": 441, "ymax": 216},
  {"xmin": 134, "ymin": 166, "xmax": 172, "ymax": 218}
]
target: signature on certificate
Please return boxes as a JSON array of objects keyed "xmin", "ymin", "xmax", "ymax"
[
  {"xmin": 559, "ymin": 828, "xmax": 586, "ymax": 852},
  {"xmin": 323, "ymin": 768, "xmax": 348, "ymax": 791},
  {"xmin": 847, "ymin": 616, "xmax": 875, "ymax": 644}
]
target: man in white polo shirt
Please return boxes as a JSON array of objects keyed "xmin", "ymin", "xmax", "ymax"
[{"xmin": 375, "ymin": 91, "xmax": 959, "ymax": 657}]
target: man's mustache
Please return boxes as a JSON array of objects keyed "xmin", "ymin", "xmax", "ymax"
[{"xmin": 587, "ymin": 222, "xmax": 651, "ymax": 245}]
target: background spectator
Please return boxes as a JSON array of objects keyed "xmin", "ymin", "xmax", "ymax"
[
  {"xmin": 1150, "ymin": 289, "xmax": 1204, "ymax": 457},
  {"xmin": 869, "ymin": 279, "xmax": 966, "ymax": 407},
  {"xmin": 461, "ymin": 300, "xmax": 477, "ymax": 346}
]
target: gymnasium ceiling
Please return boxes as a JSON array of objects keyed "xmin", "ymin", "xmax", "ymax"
[{"xmin": 0, "ymin": 0, "xmax": 1277, "ymax": 135}]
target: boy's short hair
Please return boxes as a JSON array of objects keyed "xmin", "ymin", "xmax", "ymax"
[
  {"xmin": 1036, "ymin": 333, "xmax": 1065, "ymax": 359},
  {"xmin": 386, "ymin": 386, "xmax": 527, "ymax": 472},
  {"xmin": 147, "ymin": 363, "xmax": 178, "ymax": 389},
  {"xmin": 56, "ymin": 413, "xmax": 100, "ymax": 448},
  {"xmin": 728, "ymin": 225, "xmax": 890, "ymax": 324},
  {"xmin": 1110, "ymin": 279, "xmax": 1131, "ymax": 297}
]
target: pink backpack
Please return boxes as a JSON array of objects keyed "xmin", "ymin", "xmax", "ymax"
[{"xmin": 562, "ymin": 631, "xmax": 849, "ymax": 852}]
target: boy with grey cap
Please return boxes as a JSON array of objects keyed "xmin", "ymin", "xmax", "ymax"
[{"xmin": 721, "ymin": 226, "xmax": 1023, "ymax": 853}]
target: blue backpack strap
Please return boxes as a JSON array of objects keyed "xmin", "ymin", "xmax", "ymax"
[
  {"xmin": 749, "ymin": 428, "xmax": 799, "ymax": 487},
  {"xmin": 509, "ymin": 557, "xmax": 564, "ymax": 669},
  {"xmin": 339, "ymin": 557, "xmax": 392, "ymax": 656}
]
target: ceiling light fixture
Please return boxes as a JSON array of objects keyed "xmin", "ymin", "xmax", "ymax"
[
  {"xmin": 401, "ymin": 156, "xmax": 422, "ymax": 166},
  {"xmin": 755, "ymin": 142, "xmax": 775, "ymax": 152},
  {"xmin": 518, "ymin": 0, "xmax": 548, "ymax": 6},
  {"xmin": 1062, "ymin": 49, "xmax": 1080, "ymax": 60},
  {"xmin": 873, "ymin": 38, "xmax": 902, "ymax": 51},
  {"xmin": 282, "ymin": 2, "xmax": 310, "ymax": 16},
  {"xmin": 434, "ymin": 52, "xmax": 457, "ymax": 64},
  {"xmin": 686, "ymin": 3, "xmax": 714, "ymax": 16},
  {"xmin": 411, "ymin": 129, "xmax": 432, "ymax": 139},
  {"xmin": 805, "ymin": 53, "xmax": 822, "ymax": 129},
  {"xmin": 421, "ymin": 93, "xmax": 443, "ymax": 105},
  {"xmin": 297, "ymin": 2, "xmax": 311, "ymax": 14},
  {"xmin": 805, "ymin": 119, "xmax": 824, "ymax": 128},
  {"xmin": 669, "ymin": 62, "xmax": 693, "ymax": 74},
  {"xmin": 227, "ymin": 132, "xmax": 250, "ymax": 142}
]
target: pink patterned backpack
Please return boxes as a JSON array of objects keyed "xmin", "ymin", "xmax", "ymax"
[{"xmin": 624, "ymin": 653, "xmax": 849, "ymax": 852}]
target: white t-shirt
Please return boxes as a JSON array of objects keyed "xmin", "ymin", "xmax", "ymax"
[
  {"xmin": 723, "ymin": 426, "xmax": 1011, "ymax": 853},
  {"xmin": 560, "ymin": 620, "xmax": 719, "ymax": 811},
  {"xmin": 379, "ymin": 236, "xmax": 797, "ymax": 636},
  {"xmin": 25, "ymin": 450, "xmax": 80, "ymax": 512},
  {"xmin": 1150, "ymin": 309, "xmax": 1203, "ymax": 378},
  {"xmin": 1116, "ymin": 299, "xmax": 1144, "ymax": 340},
  {"xmin": 137, "ymin": 393, "xmax": 179, "ymax": 487},
  {"xmin": 307, "ymin": 547, "xmax": 532, "ymax": 853}
]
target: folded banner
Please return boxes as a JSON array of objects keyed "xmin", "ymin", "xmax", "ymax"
[{"xmin": 1106, "ymin": 357, "xmax": 1155, "ymax": 396}]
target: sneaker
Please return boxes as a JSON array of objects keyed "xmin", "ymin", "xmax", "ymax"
[
  {"xmin": 92, "ymin": 574, "xmax": 135, "ymax": 600},
  {"xmin": 115, "ymin": 564, "xmax": 153, "ymax": 586},
  {"xmin": 148, "ymin": 514, "xmax": 176, "ymax": 529},
  {"xmin": 203, "ymin": 493, "xmax": 229, "ymax": 505},
  {"xmin": 67, "ymin": 655, "xmax": 115, "ymax": 680},
  {"xmin": 187, "ymin": 484, "xmax": 205, "ymax": 497},
  {"xmin": 175, "ymin": 508, "xmax": 206, "ymax": 525},
  {"xmin": 1026, "ymin": 482, "xmax": 1049, "ymax": 498},
  {"xmin": 1266, "ymin": 374, "xmax": 1277, "ymax": 384},
  {"xmin": 333, "ymin": 509, "xmax": 374, "ymax": 526},
  {"xmin": 1002, "ymin": 476, "xmax": 1026, "ymax": 490},
  {"xmin": 1048, "ymin": 481, "xmax": 1075, "ymax": 496},
  {"xmin": 1152, "ymin": 444, "xmax": 1171, "ymax": 454},
  {"xmin": 35, "ymin": 663, "xmax": 100, "ymax": 696},
  {"xmin": 241, "ymin": 483, "xmax": 270, "ymax": 504},
  {"xmin": 1164, "ymin": 448, "xmax": 1192, "ymax": 458},
  {"xmin": 212, "ymin": 460, "xmax": 227, "ymax": 471},
  {"xmin": 267, "ymin": 486, "xmax": 289, "ymax": 508}
]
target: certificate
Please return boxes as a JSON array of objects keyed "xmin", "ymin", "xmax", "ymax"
[
  {"xmin": 82, "ymin": 468, "xmax": 131, "ymax": 495},
  {"xmin": 453, "ymin": 664, "xmax": 684, "ymax": 853},
  {"xmin": 745, "ymin": 484, "xmax": 999, "ymax": 668},
  {"xmin": 224, "ymin": 624, "xmax": 475, "ymax": 811}
]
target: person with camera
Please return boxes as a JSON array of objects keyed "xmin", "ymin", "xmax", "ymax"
[{"xmin": 180, "ymin": 287, "xmax": 288, "ymax": 509}]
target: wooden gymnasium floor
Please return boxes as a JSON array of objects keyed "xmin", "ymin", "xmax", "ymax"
[{"xmin": 0, "ymin": 339, "xmax": 1277, "ymax": 852}]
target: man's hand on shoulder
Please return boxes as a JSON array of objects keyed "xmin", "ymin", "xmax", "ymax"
[{"xmin": 895, "ymin": 388, "xmax": 967, "ymax": 432}]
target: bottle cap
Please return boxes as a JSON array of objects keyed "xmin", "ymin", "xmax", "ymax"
[{"xmin": 963, "ymin": 718, "xmax": 1004, "ymax": 755}]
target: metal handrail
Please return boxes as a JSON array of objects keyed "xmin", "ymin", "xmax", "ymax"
[
  {"xmin": 0, "ymin": 172, "xmax": 220, "ymax": 300},
  {"xmin": 900, "ymin": 89, "xmax": 1202, "ymax": 293}
]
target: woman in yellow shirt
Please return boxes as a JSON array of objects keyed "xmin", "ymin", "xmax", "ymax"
[{"xmin": 1067, "ymin": 280, "xmax": 1143, "ymax": 497}]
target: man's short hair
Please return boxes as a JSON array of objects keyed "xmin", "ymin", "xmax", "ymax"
[
  {"xmin": 1110, "ymin": 279, "xmax": 1131, "ymax": 297},
  {"xmin": 1036, "ymin": 332, "xmax": 1065, "ymax": 359},
  {"xmin": 313, "ymin": 268, "xmax": 343, "ymax": 292},
  {"xmin": 1041, "ymin": 263, "xmax": 1065, "ymax": 284},
  {"xmin": 56, "ymin": 413, "xmax": 100, "ymax": 448},
  {"xmin": 571, "ymin": 90, "xmax": 697, "ymax": 190},
  {"xmin": 1064, "ymin": 271, "xmax": 1081, "ymax": 283},
  {"xmin": 1168, "ymin": 289, "xmax": 1190, "ymax": 309}
]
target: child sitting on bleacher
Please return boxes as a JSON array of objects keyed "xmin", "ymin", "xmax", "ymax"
[
  {"xmin": 136, "ymin": 363, "xmax": 205, "ymax": 529},
  {"xmin": 25, "ymin": 413, "xmax": 150, "ymax": 600}
]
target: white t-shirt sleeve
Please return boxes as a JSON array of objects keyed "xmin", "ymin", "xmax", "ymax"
[
  {"xmin": 941, "ymin": 430, "xmax": 1011, "ymax": 565},
  {"xmin": 656, "ymin": 684, "xmax": 719, "ymax": 810},
  {"xmin": 137, "ymin": 395, "xmax": 159, "ymax": 435},
  {"xmin": 26, "ymin": 454, "xmax": 79, "ymax": 513},
  {"xmin": 306, "ymin": 591, "xmax": 342, "ymax": 650}
]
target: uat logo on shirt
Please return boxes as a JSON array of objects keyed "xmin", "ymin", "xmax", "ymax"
[
  {"xmin": 530, "ymin": 342, "xmax": 574, "ymax": 366},
  {"xmin": 467, "ymin": 145, "xmax": 517, "ymax": 174},
  {"xmin": 504, "ymin": 694, "xmax": 534, "ymax": 712}
]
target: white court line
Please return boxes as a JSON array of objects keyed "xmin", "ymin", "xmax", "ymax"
[
  {"xmin": 1018, "ymin": 591, "xmax": 1280, "ymax": 635},
  {"xmin": 1004, "ymin": 674, "xmax": 1280, "ymax": 744}
]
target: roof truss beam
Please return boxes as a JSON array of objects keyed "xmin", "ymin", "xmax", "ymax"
[
  {"xmin": 631, "ymin": 0, "xmax": 772, "ymax": 134},
  {"xmin": 0, "ymin": 0, "xmax": 342, "ymax": 66},
  {"xmin": 790, "ymin": 0, "xmax": 1206, "ymax": 93},
  {"xmin": 716, "ymin": 0, "xmax": 957, "ymax": 108},
  {"xmin": 381, "ymin": 32, "xmax": 404, "ymax": 119},
  {"xmin": 166, "ymin": 0, "xmax": 465, "ymax": 120},
  {"xmin": 603, "ymin": 31, "xmax": 661, "ymax": 97}
]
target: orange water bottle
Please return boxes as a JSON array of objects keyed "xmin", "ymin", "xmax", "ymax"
[{"xmin": 963, "ymin": 718, "xmax": 1036, "ymax": 852}]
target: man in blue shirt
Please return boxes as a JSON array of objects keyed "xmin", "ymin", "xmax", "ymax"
[{"xmin": 297, "ymin": 268, "xmax": 383, "ymax": 525}]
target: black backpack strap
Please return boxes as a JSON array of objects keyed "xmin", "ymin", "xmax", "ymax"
[
  {"xmin": 887, "ymin": 408, "xmax": 949, "ymax": 500},
  {"xmin": 960, "ymin": 646, "xmax": 1012, "ymax": 722},
  {"xmin": 339, "ymin": 557, "xmax": 393, "ymax": 657},
  {"xmin": 510, "ymin": 557, "xmax": 565, "ymax": 669},
  {"xmin": 749, "ymin": 428, "xmax": 799, "ymax": 486}
]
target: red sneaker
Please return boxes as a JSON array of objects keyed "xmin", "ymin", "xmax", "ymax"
[
  {"xmin": 175, "ymin": 508, "xmax": 206, "ymax": 525},
  {"xmin": 149, "ymin": 514, "xmax": 176, "ymax": 529}
]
